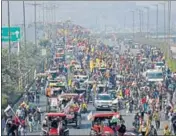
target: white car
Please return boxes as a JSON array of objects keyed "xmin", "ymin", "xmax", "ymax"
[
  {"xmin": 94, "ymin": 94, "xmax": 113, "ymax": 110},
  {"xmin": 143, "ymin": 69, "xmax": 163, "ymax": 82}
]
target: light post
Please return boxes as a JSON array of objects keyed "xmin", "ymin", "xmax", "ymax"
[
  {"xmin": 136, "ymin": 9, "xmax": 142, "ymax": 36},
  {"xmin": 144, "ymin": 7, "xmax": 150, "ymax": 38},
  {"xmin": 152, "ymin": 4, "xmax": 159, "ymax": 40},
  {"xmin": 159, "ymin": 2, "xmax": 167, "ymax": 41},
  {"xmin": 124, "ymin": 13, "xmax": 126, "ymax": 32},
  {"xmin": 26, "ymin": 2, "xmax": 41, "ymax": 46},
  {"xmin": 7, "ymin": 0, "xmax": 11, "ymax": 68},
  {"xmin": 23, "ymin": 1, "xmax": 27, "ymax": 59},
  {"xmin": 130, "ymin": 11, "xmax": 135, "ymax": 38},
  {"xmin": 168, "ymin": 0, "xmax": 171, "ymax": 58}
]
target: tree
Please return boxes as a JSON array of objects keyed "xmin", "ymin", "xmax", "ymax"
[
  {"xmin": 39, "ymin": 39, "xmax": 51, "ymax": 48},
  {"xmin": 1, "ymin": 42, "xmax": 51, "ymax": 108}
]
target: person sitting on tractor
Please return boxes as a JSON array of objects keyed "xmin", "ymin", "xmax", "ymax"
[
  {"xmin": 49, "ymin": 118, "xmax": 58, "ymax": 135},
  {"xmin": 46, "ymin": 86, "xmax": 51, "ymax": 97}
]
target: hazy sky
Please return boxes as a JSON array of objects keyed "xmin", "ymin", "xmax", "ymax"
[{"xmin": 2, "ymin": 1, "xmax": 176, "ymax": 29}]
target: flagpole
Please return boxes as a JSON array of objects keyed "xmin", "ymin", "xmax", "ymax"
[{"xmin": 4, "ymin": 105, "xmax": 22, "ymax": 125}]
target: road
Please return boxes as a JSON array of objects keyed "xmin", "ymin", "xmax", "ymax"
[{"xmin": 27, "ymin": 41, "xmax": 168, "ymax": 135}]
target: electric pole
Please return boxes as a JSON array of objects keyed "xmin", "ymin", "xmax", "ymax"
[
  {"xmin": 136, "ymin": 9, "xmax": 142, "ymax": 36},
  {"xmin": 124, "ymin": 14, "xmax": 126, "ymax": 32},
  {"xmin": 141, "ymin": 10, "xmax": 144, "ymax": 35},
  {"xmin": 159, "ymin": 3, "xmax": 166, "ymax": 41},
  {"xmin": 7, "ymin": 0, "xmax": 11, "ymax": 68},
  {"xmin": 42, "ymin": 2, "xmax": 45, "ymax": 26},
  {"xmin": 144, "ymin": 7, "xmax": 150, "ymax": 38},
  {"xmin": 26, "ymin": 2, "xmax": 41, "ymax": 46},
  {"xmin": 34, "ymin": 1, "xmax": 37, "ymax": 46},
  {"xmin": 154, "ymin": 4, "xmax": 159, "ymax": 40},
  {"xmin": 131, "ymin": 11, "xmax": 135, "ymax": 38},
  {"xmin": 23, "ymin": 1, "xmax": 27, "ymax": 56},
  {"xmin": 168, "ymin": 0, "xmax": 171, "ymax": 58}
]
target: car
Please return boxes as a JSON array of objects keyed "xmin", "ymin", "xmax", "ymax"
[
  {"xmin": 89, "ymin": 112, "xmax": 120, "ymax": 136},
  {"xmin": 143, "ymin": 69, "xmax": 164, "ymax": 82},
  {"xmin": 94, "ymin": 94, "xmax": 113, "ymax": 110}
]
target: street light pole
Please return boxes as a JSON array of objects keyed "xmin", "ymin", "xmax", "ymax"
[
  {"xmin": 141, "ymin": 10, "xmax": 144, "ymax": 35},
  {"xmin": 159, "ymin": 3, "xmax": 166, "ymax": 41},
  {"xmin": 124, "ymin": 14, "xmax": 126, "ymax": 32},
  {"xmin": 7, "ymin": 0, "xmax": 11, "ymax": 68},
  {"xmin": 131, "ymin": 11, "xmax": 135, "ymax": 38},
  {"xmin": 34, "ymin": 1, "xmax": 37, "ymax": 46},
  {"xmin": 23, "ymin": 1, "xmax": 27, "ymax": 55},
  {"xmin": 136, "ymin": 9, "xmax": 142, "ymax": 36},
  {"xmin": 168, "ymin": 0, "xmax": 171, "ymax": 58},
  {"xmin": 26, "ymin": 2, "xmax": 41, "ymax": 46},
  {"xmin": 164, "ymin": 3, "xmax": 166, "ymax": 41},
  {"xmin": 42, "ymin": 2, "xmax": 45, "ymax": 26},
  {"xmin": 155, "ymin": 4, "xmax": 159, "ymax": 40},
  {"xmin": 144, "ymin": 7, "xmax": 150, "ymax": 38}
]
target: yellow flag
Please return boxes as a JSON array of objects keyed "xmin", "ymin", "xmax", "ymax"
[
  {"xmin": 68, "ymin": 79, "xmax": 72, "ymax": 86},
  {"xmin": 90, "ymin": 60, "xmax": 94, "ymax": 72},
  {"xmin": 64, "ymin": 30, "xmax": 68, "ymax": 35},
  {"xmin": 91, "ymin": 47, "xmax": 94, "ymax": 53}
]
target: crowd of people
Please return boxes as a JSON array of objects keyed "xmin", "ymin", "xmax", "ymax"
[
  {"xmin": 1, "ymin": 77, "xmax": 45, "ymax": 136},
  {"xmin": 1, "ymin": 22, "xmax": 176, "ymax": 136}
]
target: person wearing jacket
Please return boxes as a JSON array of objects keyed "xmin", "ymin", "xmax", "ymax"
[
  {"xmin": 139, "ymin": 122, "xmax": 149, "ymax": 136},
  {"xmin": 163, "ymin": 124, "xmax": 171, "ymax": 136}
]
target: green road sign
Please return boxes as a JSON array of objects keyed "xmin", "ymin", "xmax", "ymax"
[{"xmin": 1, "ymin": 27, "xmax": 21, "ymax": 42}]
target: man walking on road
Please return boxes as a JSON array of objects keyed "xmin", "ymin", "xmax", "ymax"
[
  {"xmin": 36, "ymin": 91, "xmax": 40, "ymax": 104},
  {"xmin": 153, "ymin": 110, "xmax": 160, "ymax": 130},
  {"xmin": 33, "ymin": 107, "xmax": 41, "ymax": 131}
]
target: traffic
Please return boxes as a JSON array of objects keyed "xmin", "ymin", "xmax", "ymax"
[{"xmin": 2, "ymin": 26, "xmax": 176, "ymax": 136}]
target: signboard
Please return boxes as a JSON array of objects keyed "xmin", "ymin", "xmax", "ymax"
[{"xmin": 1, "ymin": 27, "xmax": 21, "ymax": 42}]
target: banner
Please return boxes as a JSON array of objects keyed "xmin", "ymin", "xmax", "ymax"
[{"xmin": 90, "ymin": 60, "xmax": 94, "ymax": 72}]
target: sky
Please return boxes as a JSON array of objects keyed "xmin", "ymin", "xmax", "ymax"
[{"xmin": 2, "ymin": 1, "xmax": 176, "ymax": 30}]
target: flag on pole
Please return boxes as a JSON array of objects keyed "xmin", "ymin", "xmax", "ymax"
[
  {"xmin": 87, "ymin": 111, "xmax": 93, "ymax": 121},
  {"xmin": 4, "ymin": 105, "xmax": 15, "ymax": 117},
  {"xmin": 4, "ymin": 105, "xmax": 12, "ymax": 113}
]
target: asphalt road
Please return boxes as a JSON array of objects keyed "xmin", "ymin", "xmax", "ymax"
[{"xmin": 27, "ymin": 41, "xmax": 169, "ymax": 135}]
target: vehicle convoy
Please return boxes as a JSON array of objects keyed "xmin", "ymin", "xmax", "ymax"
[{"xmin": 7, "ymin": 20, "xmax": 176, "ymax": 136}]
